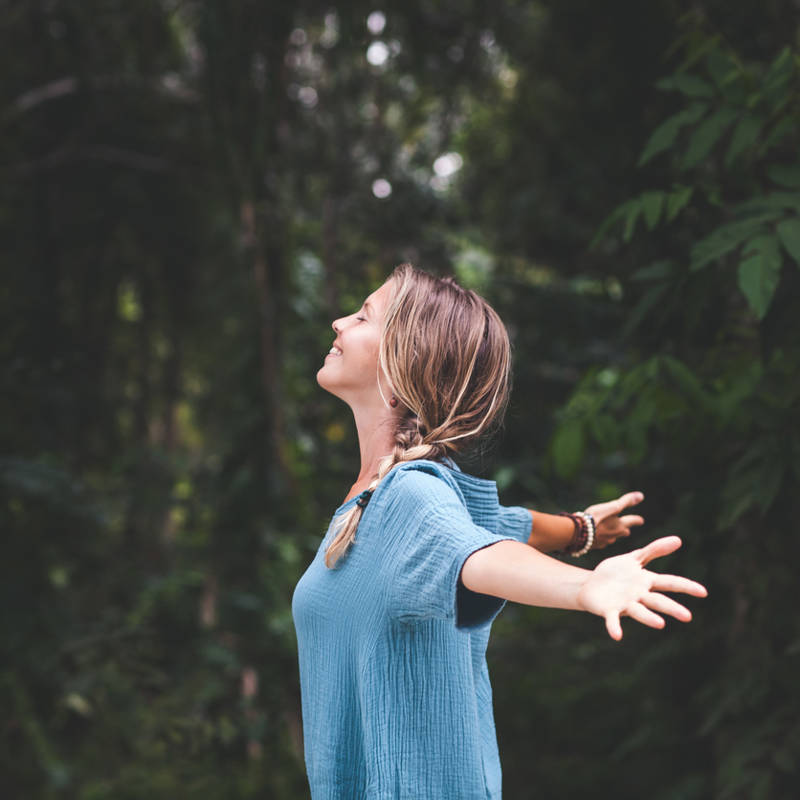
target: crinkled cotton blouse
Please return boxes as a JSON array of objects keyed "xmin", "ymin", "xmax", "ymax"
[{"xmin": 291, "ymin": 459, "xmax": 533, "ymax": 799}]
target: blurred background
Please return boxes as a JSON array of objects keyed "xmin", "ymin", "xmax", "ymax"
[{"xmin": 2, "ymin": 1, "xmax": 800, "ymax": 797}]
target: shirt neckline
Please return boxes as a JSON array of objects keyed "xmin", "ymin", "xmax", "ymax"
[{"xmin": 333, "ymin": 459, "xmax": 497, "ymax": 516}]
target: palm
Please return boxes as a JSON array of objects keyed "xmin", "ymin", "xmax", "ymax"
[{"xmin": 577, "ymin": 536, "xmax": 707, "ymax": 640}]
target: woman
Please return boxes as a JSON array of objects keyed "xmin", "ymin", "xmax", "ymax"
[{"xmin": 292, "ymin": 264, "xmax": 707, "ymax": 799}]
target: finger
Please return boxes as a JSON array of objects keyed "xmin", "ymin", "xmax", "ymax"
[
  {"xmin": 650, "ymin": 573, "xmax": 708, "ymax": 597},
  {"xmin": 619, "ymin": 514, "xmax": 644, "ymax": 529},
  {"xmin": 592, "ymin": 537, "xmax": 614, "ymax": 550},
  {"xmin": 636, "ymin": 536, "xmax": 682, "ymax": 565},
  {"xmin": 587, "ymin": 492, "xmax": 644, "ymax": 522},
  {"xmin": 643, "ymin": 591, "xmax": 692, "ymax": 622},
  {"xmin": 605, "ymin": 610, "xmax": 623, "ymax": 641},
  {"xmin": 610, "ymin": 491, "xmax": 645, "ymax": 515},
  {"xmin": 626, "ymin": 601, "xmax": 665, "ymax": 629}
]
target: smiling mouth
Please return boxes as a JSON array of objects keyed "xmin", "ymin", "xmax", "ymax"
[{"xmin": 327, "ymin": 345, "xmax": 342, "ymax": 356}]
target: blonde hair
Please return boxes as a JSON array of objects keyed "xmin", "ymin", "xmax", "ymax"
[{"xmin": 325, "ymin": 263, "xmax": 512, "ymax": 567}]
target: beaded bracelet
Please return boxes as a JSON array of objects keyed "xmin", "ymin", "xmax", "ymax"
[
  {"xmin": 571, "ymin": 511, "xmax": 596, "ymax": 557},
  {"xmin": 559, "ymin": 512, "xmax": 588, "ymax": 555}
]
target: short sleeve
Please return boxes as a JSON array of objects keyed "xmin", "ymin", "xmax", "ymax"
[
  {"xmin": 383, "ymin": 468, "xmax": 516, "ymax": 629},
  {"xmin": 498, "ymin": 504, "xmax": 533, "ymax": 543}
]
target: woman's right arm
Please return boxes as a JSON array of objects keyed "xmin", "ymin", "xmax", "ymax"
[
  {"xmin": 460, "ymin": 535, "xmax": 707, "ymax": 640},
  {"xmin": 524, "ymin": 491, "xmax": 646, "ymax": 552}
]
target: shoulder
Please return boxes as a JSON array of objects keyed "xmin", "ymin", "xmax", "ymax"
[{"xmin": 376, "ymin": 459, "xmax": 467, "ymax": 512}]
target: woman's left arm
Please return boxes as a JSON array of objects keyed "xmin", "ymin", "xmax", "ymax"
[
  {"xmin": 525, "ymin": 491, "xmax": 646, "ymax": 552},
  {"xmin": 461, "ymin": 535, "xmax": 707, "ymax": 640}
]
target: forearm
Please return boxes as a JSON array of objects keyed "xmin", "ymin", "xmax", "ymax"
[
  {"xmin": 461, "ymin": 540, "xmax": 590, "ymax": 610},
  {"xmin": 525, "ymin": 510, "xmax": 576, "ymax": 552}
]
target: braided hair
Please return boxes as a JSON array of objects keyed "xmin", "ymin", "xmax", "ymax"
[{"xmin": 325, "ymin": 264, "xmax": 512, "ymax": 567}]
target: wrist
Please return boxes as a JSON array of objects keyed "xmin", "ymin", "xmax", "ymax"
[
  {"xmin": 559, "ymin": 511, "xmax": 596, "ymax": 557},
  {"xmin": 572, "ymin": 511, "xmax": 596, "ymax": 556},
  {"xmin": 526, "ymin": 510, "xmax": 576, "ymax": 552},
  {"xmin": 574, "ymin": 571, "xmax": 594, "ymax": 613}
]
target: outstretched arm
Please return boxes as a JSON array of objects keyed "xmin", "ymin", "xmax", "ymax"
[
  {"xmin": 460, "ymin": 535, "xmax": 707, "ymax": 640},
  {"xmin": 525, "ymin": 491, "xmax": 646, "ymax": 552}
]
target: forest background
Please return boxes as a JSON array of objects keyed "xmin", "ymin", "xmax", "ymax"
[{"xmin": 2, "ymin": 1, "xmax": 800, "ymax": 798}]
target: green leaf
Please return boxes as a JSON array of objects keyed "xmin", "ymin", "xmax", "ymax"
[
  {"xmin": 666, "ymin": 185, "xmax": 693, "ymax": 221},
  {"xmin": 656, "ymin": 74, "xmax": 714, "ymax": 98},
  {"xmin": 616, "ymin": 363, "xmax": 651, "ymax": 405},
  {"xmin": 718, "ymin": 485, "xmax": 757, "ymax": 529},
  {"xmin": 690, "ymin": 213, "xmax": 777, "ymax": 270},
  {"xmin": 758, "ymin": 117, "xmax": 795, "ymax": 155},
  {"xmin": 674, "ymin": 33, "xmax": 720, "ymax": 70},
  {"xmin": 776, "ymin": 219, "xmax": 800, "ymax": 267},
  {"xmin": 551, "ymin": 423, "xmax": 584, "ymax": 480},
  {"xmin": 725, "ymin": 115, "xmax": 763, "ymax": 165},
  {"xmin": 707, "ymin": 47, "xmax": 741, "ymax": 89},
  {"xmin": 735, "ymin": 192, "xmax": 800, "ymax": 215},
  {"xmin": 638, "ymin": 102, "xmax": 707, "ymax": 166},
  {"xmin": 590, "ymin": 200, "xmax": 631, "ymax": 248},
  {"xmin": 757, "ymin": 458, "xmax": 785, "ymax": 514},
  {"xmin": 622, "ymin": 283, "xmax": 669, "ymax": 338},
  {"xmin": 641, "ymin": 191, "xmax": 664, "ymax": 230},
  {"xmin": 660, "ymin": 356, "xmax": 709, "ymax": 409},
  {"xmin": 493, "ymin": 465, "xmax": 515, "ymax": 491},
  {"xmin": 766, "ymin": 163, "xmax": 800, "ymax": 189},
  {"xmin": 622, "ymin": 201, "xmax": 641, "ymax": 243},
  {"xmin": 683, "ymin": 107, "xmax": 738, "ymax": 168},
  {"xmin": 626, "ymin": 393, "xmax": 657, "ymax": 463},
  {"xmin": 762, "ymin": 46, "xmax": 794, "ymax": 96},
  {"xmin": 723, "ymin": 438, "xmax": 785, "ymax": 521},
  {"xmin": 737, "ymin": 235, "xmax": 782, "ymax": 319},
  {"xmin": 631, "ymin": 260, "xmax": 674, "ymax": 281},
  {"xmin": 589, "ymin": 414, "xmax": 617, "ymax": 451}
]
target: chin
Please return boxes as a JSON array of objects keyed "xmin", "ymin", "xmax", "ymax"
[{"xmin": 316, "ymin": 365, "xmax": 341, "ymax": 398}]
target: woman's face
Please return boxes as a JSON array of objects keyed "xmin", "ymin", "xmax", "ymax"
[{"xmin": 316, "ymin": 280, "xmax": 394, "ymax": 406}]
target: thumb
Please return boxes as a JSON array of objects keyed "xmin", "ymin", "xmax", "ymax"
[{"xmin": 605, "ymin": 611, "xmax": 623, "ymax": 641}]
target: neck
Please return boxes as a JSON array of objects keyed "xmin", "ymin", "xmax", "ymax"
[{"xmin": 349, "ymin": 398, "xmax": 397, "ymax": 489}]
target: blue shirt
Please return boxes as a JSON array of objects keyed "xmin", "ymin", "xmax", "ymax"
[{"xmin": 292, "ymin": 459, "xmax": 533, "ymax": 799}]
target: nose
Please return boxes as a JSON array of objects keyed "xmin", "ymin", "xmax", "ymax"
[{"xmin": 332, "ymin": 317, "xmax": 342, "ymax": 333}]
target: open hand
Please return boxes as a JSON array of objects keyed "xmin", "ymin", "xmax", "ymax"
[
  {"xmin": 585, "ymin": 491, "xmax": 645, "ymax": 549},
  {"xmin": 576, "ymin": 536, "xmax": 707, "ymax": 641}
]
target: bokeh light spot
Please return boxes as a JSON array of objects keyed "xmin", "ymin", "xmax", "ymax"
[
  {"xmin": 372, "ymin": 178, "xmax": 392, "ymax": 198},
  {"xmin": 367, "ymin": 11, "xmax": 386, "ymax": 35},
  {"xmin": 366, "ymin": 41, "xmax": 389, "ymax": 66}
]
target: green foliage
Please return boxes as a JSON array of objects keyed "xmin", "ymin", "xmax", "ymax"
[
  {"xmin": 683, "ymin": 106, "xmax": 738, "ymax": 167},
  {"xmin": 738, "ymin": 234, "xmax": 782, "ymax": 318},
  {"xmin": 577, "ymin": 20, "xmax": 800, "ymax": 800},
  {"xmin": 690, "ymin": 212, "xmax": 782, "ymax": 271},
  {"xmin": 604, "ymin": 33, "xmax": 800, "ymax": 319},
  {"xmin": 3, "ymin": 3, "xmax": 799, "ymax": 799},
  {"xmin": 776, "ymin": 218, "xmax": 800, "ymax": 265},
  {"xmin": 638, "ymin": 102, "xmax": 708, "ymax": 166}
]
